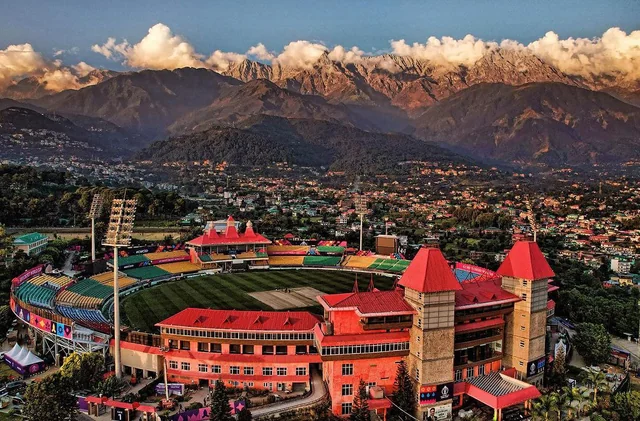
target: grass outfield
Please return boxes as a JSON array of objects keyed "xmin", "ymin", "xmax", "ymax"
[{"xmin": 122, "ymin": 270, "xmax": 396, "ymax": 332}]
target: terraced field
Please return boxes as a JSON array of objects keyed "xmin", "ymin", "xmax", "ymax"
[{"xmin": 121, "ymin": 270, "xmax": 395, "ymax": 332}]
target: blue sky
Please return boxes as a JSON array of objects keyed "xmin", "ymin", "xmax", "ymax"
[{"xmin": 1, "ymin": 0, "xmax": 639, "ymax": 68}]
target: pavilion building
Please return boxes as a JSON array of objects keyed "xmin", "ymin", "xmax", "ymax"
[
  {"xmin": 186, "ymin": 217, "xmax": 271, "ymax": 270},
  {"xmin": 155, "ymin": 308, "xmax": 321, "ymax": 393}
]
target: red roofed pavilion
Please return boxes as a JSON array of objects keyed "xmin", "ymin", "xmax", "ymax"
[
  {"xmin": 398, "ymin": 247, "xmax": 462, "ymax": 293},
  {"xmin": 156, "ymin": 308, "xmax": 320, "ymax": 332},
  {"xmin": 187, "ymin": 217, "xmax": 271, "ymax": 249},
  {"xmin": 497, "ymin": 241, "xmax": 555, "ymax": 280}
]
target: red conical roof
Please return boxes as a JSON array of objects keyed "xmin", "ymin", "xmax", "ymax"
[
  {"xmin": 244, "ymin": 221, "xmax": 256, "ymax": 238},
  {"xmin": 497, "ymin": 241, "xmax": 555, "ymax": 280},
  {"xmin": 398, "ymin": 247, "xmax": 462, "ymax": 293}
]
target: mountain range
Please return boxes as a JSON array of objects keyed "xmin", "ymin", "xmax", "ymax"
[{"xmin": 1, "ymin": 48, "xmax": 639, "ymax": 169}]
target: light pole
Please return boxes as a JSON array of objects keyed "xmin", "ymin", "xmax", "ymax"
[
  {"xmin": 355, "ymin": 194, "xmax": 367, "ymax": 251},
  {"xmin": 103, "ymin": 196, "xmax": 137, "ymax": 378},
  {"xmin": 88, "ymin": 194, "xmax": 103, "ymax": 262}
]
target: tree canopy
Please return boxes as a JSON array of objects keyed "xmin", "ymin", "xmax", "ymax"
[
  {"xmin": 573, "ymin": 323, "xmax": 611, "ymax": 366},
  {"xmin": 23, "ymin": 372, "xmax": 78, "ymax": 421}
]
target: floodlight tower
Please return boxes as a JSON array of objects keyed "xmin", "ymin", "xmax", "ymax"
[
  {"xmin": 526, "ymin": 198, "xmax": 538, "ymax": 242},
  {"xmin": 355, "ymin": 194, "xmax": 367, "ymax": 251},
  {"xmin": 103, "ymin": 196, "xmax": 137, "ymax": 378},
  {"xmin": 88, "ymin": 194, "xmax": 104, "ymax": 261}
]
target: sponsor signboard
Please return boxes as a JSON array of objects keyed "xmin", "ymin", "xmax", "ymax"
[
  {"xmin": 527, "ymin": 356, "xmax": 546, "ymax": 377},
  {"xmin": 419, "ymin": 382, "xmax": 453, "ymax": 405},
  {"xmin": 12, "ymin": 265, "xmax": 44, "ymax": 286},
  {"xmin": 423, "ymin": 403, "xmax": 452, "ymax": 421},
  {"xmin": 151, "ymin": 256, "xmax": 190, "ymax": 265},
  {"xmin": 455, "ymin": 262, "xmax": 496, "ymax": 277},
  {"xmin": 155, "ymin": 383, "xmax": 185, "ymax": 396}
]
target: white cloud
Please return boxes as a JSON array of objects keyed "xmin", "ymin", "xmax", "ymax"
[
  {"xmin": 390, "ymin": 34, "xmax": 497, "ymax": 67},
  {"xmin": 72, "ymin": 61, "xmax": 96, "ymax": 77},
  {"xmin": 53, "ymin": 47, "xmax": 79, "ymax": 57},
  {"xmin": 205, "ymin": 50, "xmax": 246, "ymax": 71},
  {"xmin": 0, "ymin": 43, "xmax": 48, "ymax": 89},
  {"xmin": 526, "ymin": 27, "xmax": 640, "ymax": 79},
  {"xmin": 91, "ymin": 24, "xmax": 204, "ymax": 69},
  {"xmin": 273, "ymin": 40, "xmax": 328, "ymax": 68},
  {"xmin": 328, "ymin": 45, "xmax": 365, "ymax": 64},
  {"xmin": 247, "ymin": 43, "xmax": 275, "ymax": 61},
  {"xmin": 0, "ymin": 43, "xmax": 103, "ymax": 92}
]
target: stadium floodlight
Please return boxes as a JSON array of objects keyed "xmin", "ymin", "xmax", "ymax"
[
  {"xmin": 526, "ymin": 198, "xmax": 538, "ymax": 242},
  {"xmin": 355, "ymin": 194, "xmax": 367, "ymax": 251},
  {"xmin": 88, "ymin": 194, "xmax": 104, "ymax": 261},
  {"xmin": 103, "ymin": 196, "xmax": 137, "ymax": 379}
]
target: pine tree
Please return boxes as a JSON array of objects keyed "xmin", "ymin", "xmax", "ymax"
[
  {"xmin": 210, "ymin": 380, "xmax": 233, "ymax": 421},
  {"xmin": 351, "ymin": 379, "xmax": 371, "ymax": 421},
  {"xmin": 237, "ymin": 406, "xmax": 252, "ymax": 421},
  {"xmin": 551, "ymin": 345, "xmax": 567, "ymax": 387},
  {"xmin": 390, "ymin": 360, "xmax": 415, "ymax": 420}
]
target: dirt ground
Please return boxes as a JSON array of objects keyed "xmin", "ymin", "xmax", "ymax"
[{"xmin": 248, "ymin": 287, "xmax": 324, "ymax": 310}]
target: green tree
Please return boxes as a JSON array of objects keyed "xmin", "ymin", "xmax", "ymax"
[
  {"xmin": 310, "ymin": 399, "xmax": 333, "ymax": 421},
  {"xmin": 59, "ymin": 352, "xmax": 105, "ymax": 391},
  {"xmin": 210, "ymin": 380, "xmax": 233, "ymax": 421},
  {"xmin": 350, "ymin": 380, "xmax": 370, "ymax": 421},
  {"xmin": 237, "ymin": 407, "xmax": 252, "ymax": 421},
  {"xmin": 390, "ymin": 360, "xmax": 415, "ymax": 420},
  {"xmin": 95, "ymin": 375, "xmax": 128, "ymax": 397},
  {"xmin": 23, "ymin": 372, "xmax": 78, "ymax": 421},
  {"xmin": 611, "ymin": 391, "xmax": 640, "ymax": 420},
  {"xmin": 580, "ymin": 370, "xmax": 609, "ymax": 405},
  {"xmin": 553, "ymin": 391, "xmax": 570, "ymax": 420},
  {"xmin": 531, "ymin": 394, "xmax": 559, "ymax": 421},
  {"xmin": 573, "ymin": 323, "xmax": 611, "ymax": 366},
  {"xmin": 561, "ymin": 386, "xmax": 589, "ymax": 418}
]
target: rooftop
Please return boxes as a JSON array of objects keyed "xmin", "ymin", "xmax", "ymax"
[
  {"xmin": 455, "ymin": 279, "xmax": 521, "ymax": 309},
  {"xmin": 318, "ymin": 290, "xmax": 414, "ymax": 316},
  {"xmin": 156, "ymin": 308, "xmax": 321, "ymax": 331},
  {"xmin": 465, "ymin": 371, "xmax": 541, "ymax": 409},
  {"xmin": 398, "ymin": 247, "xmax": 462, "ymax": 293},
  {"xmin": 497, "ymin": 241, "xmax": 555, "ymax": 280},
  {"xmin": 13, "ymin": 232, "xmax": 47, "ymax": 245},
  {"xmin": 187, "ymin": 216, "xmax": 271, "ymax": 247}
]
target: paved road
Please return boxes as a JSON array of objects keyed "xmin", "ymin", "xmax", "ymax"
[
  {"xmin": 611, "ymin": 336, "xmax": 640, "ymax": 366},
  {"xmin": 252, "ymin": 368, "xmax": 327, "ymax": 418},
  {"xmin": 62, "ymin": 250, "xmax": 78, "ymax": 277}
]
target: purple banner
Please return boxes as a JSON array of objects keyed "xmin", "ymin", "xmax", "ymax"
[
  {"xmin": 171, "ymin": 408, "xmax": 210, "ymax": 421},
  {"xmin": 155, "ymin": 383, "xmax": 184, "ymax": 396},
  {"xmin": 77, "ymin": 396, "xmax": 89, "ymax": 412}
]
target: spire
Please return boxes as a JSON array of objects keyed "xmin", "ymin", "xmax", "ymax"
[
  {"xmin": 225, "ymin": 215, "xmax": 239, "ymax": 238},
  {"xmin": 497, "ymin": 241, "xmax": 555, "ymax": 280},
  {"xmin": 245, "ymin": 220, "xmax": 256, "ymax": 237},
  {"xmin": 367, "ymin": 274, "xmax": 375, "ymax": 292},
  {"xmin": 398, "ymin": 247, "xmax": 462, "ymax": 293}
]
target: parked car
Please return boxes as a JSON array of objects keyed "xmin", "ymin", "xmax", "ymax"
[
  {"xmin": 11, "ymin": 396, "xmax": 25, "ymax": 406},
  {"xmin": 5, "ymin": 382, "xmax": 26, "ymax": 395}
]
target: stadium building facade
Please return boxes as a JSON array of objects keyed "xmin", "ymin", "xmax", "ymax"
[{"xmin": 10, "ymin": 228, "xmax": 554, "ymax": 420}]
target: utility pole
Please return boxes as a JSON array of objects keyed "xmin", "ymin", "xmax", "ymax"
[
  {"xmin": 88, "ymin": 194, "xmax": 103, "ymax": 262},
  {"xmin": 103, "ymin": 195, "xmax": 137, "ymax": 378}
]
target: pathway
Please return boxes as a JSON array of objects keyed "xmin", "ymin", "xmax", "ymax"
[{"xmin": 252, "ymin": 368, "xmax": 327, "ymax": 418}]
